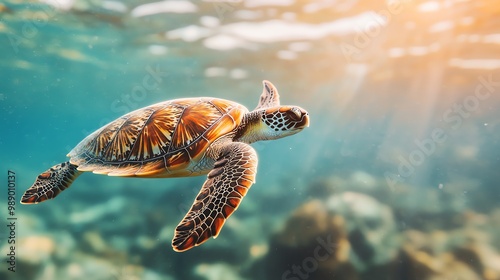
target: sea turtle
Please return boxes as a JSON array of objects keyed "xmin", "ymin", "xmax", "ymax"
[{"xmin": 21, "ymin": 80, "xmax": 309, "ymax": 252}]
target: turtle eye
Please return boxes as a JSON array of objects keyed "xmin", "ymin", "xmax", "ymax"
[{"xmin": 287, "ymin": 107, "xmax": 302, "ymax": 121}]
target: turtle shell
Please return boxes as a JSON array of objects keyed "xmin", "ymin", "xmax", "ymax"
[{"xmin": 68, "ymin": 98, "xmax": 248, "ymax": 177}]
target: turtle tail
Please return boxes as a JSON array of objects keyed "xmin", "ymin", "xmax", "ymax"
[{"xmin": 21, "ymin": 161, "xmax": 82, "ymax": 204}]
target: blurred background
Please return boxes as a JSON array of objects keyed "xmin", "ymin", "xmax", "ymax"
[{"xmin": 1, "ymin": 0, "xmax": 500, "ymax": 279}]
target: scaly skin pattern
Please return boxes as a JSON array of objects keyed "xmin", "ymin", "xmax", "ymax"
[
  {"xmin": 21, "ymin": 161, "xmax": 82, "ymax": 204},
  {"xmin": 172, "ymin": 140, "xmax": 257, "ymax": 251}
]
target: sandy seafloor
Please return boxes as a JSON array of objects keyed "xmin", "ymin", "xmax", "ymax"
[{"xmin": 1, "ymin": 0, "xmax": 500, "ymax": 279}]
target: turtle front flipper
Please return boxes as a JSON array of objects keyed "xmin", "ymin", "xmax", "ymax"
[
  {"xmin": 172, "ymin": 142, "xmax": 258, "ymax": 252},
  {"xmin": 21, "ymin": 161, "xmax": 82, "ymax": 204}
]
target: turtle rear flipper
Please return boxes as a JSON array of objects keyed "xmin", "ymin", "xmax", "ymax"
[
  {"xmin": 172, "ymin": 142, "xmax": 258, "ymax": 252},
  {"xmin": 21, "ymin": 161, "xmax": 82, "ymax": 204}
]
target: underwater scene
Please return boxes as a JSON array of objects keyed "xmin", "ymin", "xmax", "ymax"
[{"xmin": 1, "ymin": 0, "xmax": 500, "ymax": 279}]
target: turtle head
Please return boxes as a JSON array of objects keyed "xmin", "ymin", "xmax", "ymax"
[
  {"xmin": 260, "ymin": 106, "xmax": 310, "ymax": 138},
  {"xmin": 236, "ymin": 80, "xmax": 309, "ymax": 143},
  {"xmin": 255, "ymin": 80, "xmax": 309, "ymax": 137},
  {"xmin": 238, "ymin": 105, "xmax": 309, "ymax": 143}
]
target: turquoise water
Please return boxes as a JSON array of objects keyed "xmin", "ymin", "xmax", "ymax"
[{"xmin": 1, "ymin": 0, "xmax": 500, "ymax": 279}]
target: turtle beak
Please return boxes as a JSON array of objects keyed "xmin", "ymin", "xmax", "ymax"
[{"xmin": 301, "ymin": 111, "xmax": 310, "ymax": 128}]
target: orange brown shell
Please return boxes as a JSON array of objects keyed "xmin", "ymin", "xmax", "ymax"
[{"xmin": 68, "ymin": 98, "xmax": 248, "ymax": 177}]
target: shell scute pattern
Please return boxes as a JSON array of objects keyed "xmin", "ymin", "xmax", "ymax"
[
  {"xmin": 128, "ymin": 104, "xmax": 180, "ymax": 161},
  {"xmin": 69, "ymin": 98, "xmax": 246, "ymax": 176},
  {"xmin": 171, "ymin": 101, "xmax": 221, "ymax": 150}
]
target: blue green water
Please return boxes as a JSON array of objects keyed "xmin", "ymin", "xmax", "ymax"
[{"xmin": 1, "ymin": 0, "xmax": 500, "ymax": 279}]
